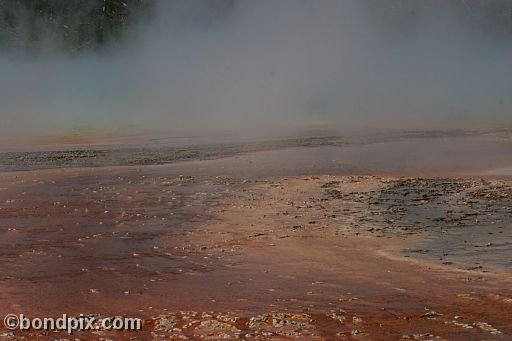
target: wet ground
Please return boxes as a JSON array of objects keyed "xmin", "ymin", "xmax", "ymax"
[
  {"xmin": 323, "ymin": 177, "xmax": 512, "ymax": 269},
  {"xmin": 0, "ymin": 134, "xmax": 511, "ymax": 339}
]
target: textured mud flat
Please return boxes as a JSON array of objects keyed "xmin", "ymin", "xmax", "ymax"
[
  {"xmin": 0, "ymin": 136, "xmax": 347, "ymax": 171},
  {"xmin": 0, "ymin": 129, "xmax": 506, "ymax": 172},
  {"xmin": 1, "ymin": 164, "xmax": 512, "ymax": 339},
  {"xmin": 323, "ymin": 177, "xmax": 512, "ymax": 269}
]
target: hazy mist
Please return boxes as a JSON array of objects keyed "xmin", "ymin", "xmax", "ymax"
[{"xmin": 1, "ymin": 0, "xmax": 512, "ymax": 141}]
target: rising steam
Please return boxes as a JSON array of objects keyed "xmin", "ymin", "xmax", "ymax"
[{"xmin": 1, "ymin": 0, "xmax": 512, "ymax": 142}]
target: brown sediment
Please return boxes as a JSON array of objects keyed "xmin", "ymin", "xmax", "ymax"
[{"xmin": 0, "ymin": 159, "xmax": 512, "ymax": 339}]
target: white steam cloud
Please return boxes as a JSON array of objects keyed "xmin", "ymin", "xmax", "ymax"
[{"xmin": 1, "ymin": 0, "xmax": 512, "ymax": 141}]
